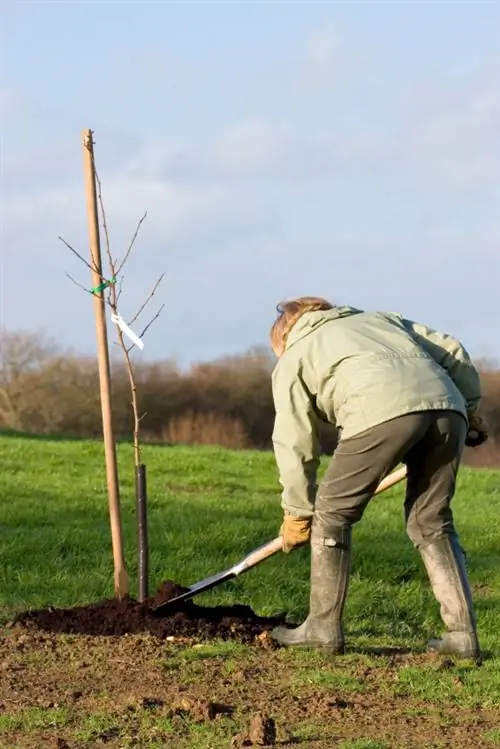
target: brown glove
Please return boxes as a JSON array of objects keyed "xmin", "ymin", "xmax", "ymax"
[
  {"xmin": 280, "ymin": 514, "xmax": 312, "ymax": 553},
  {"xmin": 466, "ymin": 407, "xmax": 489, "ymax": 448}
]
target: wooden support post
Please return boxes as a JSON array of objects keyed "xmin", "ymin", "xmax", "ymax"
[{"xmin": 82, "ymin": 128, "xmax": 128, "ymax": 599}]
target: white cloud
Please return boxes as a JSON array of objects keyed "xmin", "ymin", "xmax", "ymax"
[
  {"xmin": 2, "ymin": 51, "xmax": 499, "ymax": 362},
  {"xmin": 0, "ymin": 86, "xmax": 27, "ymax": 120},
  {"xmin": 395, "ymin": 60, "xmax": 500, "ymax": 191},
  {"xmin": 111, "ymin": 60, "xmax": 500, "ymax": 197},
  {"xmin": 122, "ymin": 118, "xmax": 383, "ymax": 186},
  {"xmin": 123, "ymin": 120, "xmax": 298, "ymax": 182},
  {"xmin": 246, "ymin": 21, "xmax": 370, "ymax": 112},
  {"xmin": 3, "ymin": 178, "xmax": 279, "ymax": 260},
  {"xmin": 300, "ymin": 26, "xmax": 341, "ymax": 91}
]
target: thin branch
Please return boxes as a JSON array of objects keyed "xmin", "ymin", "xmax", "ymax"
[
  {"xmin": 94, "ymin": 166, "xmax": 121, "ymax": 315},
  {"xmin": 93, "ymin": 155, "xmax": 147, "ymax": 278},
  {"xmin": 93, "ymin": 162, "xmax": 145, "ymax": 464},
  {"xmin": 65, "ymin": 272, "xmax": 113, "ymax": 310},
  {"xmin": 116, "ymin": 275, "xmax": 124, "ymax": 304},
  {"xmin": 94, "ymin": 168, "xmax": 113, "ymax": 286},
  {"xmin": 125, "ymin": 304, "xmax": 165, "ymax": 354},
  {"xmin": 74, "ymin": 149, "xmax": 162, "ymax": 468},
  {"xmin": 139, "ymin": 304, "xmax": 165, "ymax": 339},
  {"xmin": 65, "ymin": 272, "xmax": 92, "ymax": 295},
  {"xmin": 59, "ymin": 236, "xmax": 100, "ymax": 275},
  {"xmin": 116, "ymin": 211, "xmax": 148, "ymax": 276},
  {"xmin": 128, "ymin": 273, "xmax": 165, "ymax": 326}
]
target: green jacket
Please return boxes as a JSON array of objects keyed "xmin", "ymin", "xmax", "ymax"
[{"xmin": 271, "ymin": 306, "xmax": 482, "ymax": 518}]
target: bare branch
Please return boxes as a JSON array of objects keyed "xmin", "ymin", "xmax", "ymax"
[
  {"xmin": 66, "ymin": 148, "xmax": 162, "ymax": 468},
  {"xmin": 128, "ymin": 273, "xmax": 165, "ymax": 326},
  {"xmin": 139, "ymin": 304, "xmax": 165, "ymax": 339},
  {"xmin": 65, "ymin": 272, "xmax": 92, "ymax": 295},
  {"xmin": 59, "ymin": 236, "xmax": 100, "ymax": 275},
  {"xmin": 65, "ymin": 273, "xmax": 114, "ymax": 311},
  {"xmin": 116, "ymin": 275, "xmax": 124, "ymax": 304},
  {"xmin": 92, "ymin": 160, "xmax": 145, "ymax": 463},
  {"xmin": 116, "ymin": 211, "xmax": 148, "ymax": 276},
  {"xmin": 114, "ymin": 321, "xmax": 142, "ymax": 465},
  {"xmin": 93, "ymin": 153, "xmax": 147, "ymax": 278},
  {"xmin": 94, "ymin": 168, "xmax": 115, "ymax": 287}
]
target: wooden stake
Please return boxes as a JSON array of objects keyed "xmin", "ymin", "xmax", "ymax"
[{"xmin": 82, "ymin": 128, "xmax": 128, "ymax": 599}]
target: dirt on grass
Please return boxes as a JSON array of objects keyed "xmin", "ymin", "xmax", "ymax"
[
  {"xmin": 2, "ymin": 586, "xmax": 499, "ymax": 749},
  {"xmin": 13, "ymin": 580, "xmax": 284, "ymax": 643}
]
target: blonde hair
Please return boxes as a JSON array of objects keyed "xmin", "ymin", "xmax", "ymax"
[{"xmin": 270, "ymin": 296, "xmax": 334, "ymax": 356}]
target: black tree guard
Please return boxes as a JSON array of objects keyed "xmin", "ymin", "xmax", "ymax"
[{"xmin": 135, "ymin": 463, "xmax": 149, "ymax": 602}]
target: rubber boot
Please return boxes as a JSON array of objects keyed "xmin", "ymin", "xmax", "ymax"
[
  {"xmin": 419, "ymin": 534, "xmax": 481, "ymax": 662},
  {"xmin": 271, "ymin": 527, "xmax": 351, "ymax": 652}
]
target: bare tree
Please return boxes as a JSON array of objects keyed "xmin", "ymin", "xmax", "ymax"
[
  {"xmin": 59, "ymin": 179, "xmax": 164, "ymax": 467},
  {"xmin": 59, "ymin": 133, "xmax": 164, "ymax": 601}
]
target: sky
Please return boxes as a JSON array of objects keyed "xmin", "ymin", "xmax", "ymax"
[{"xmin": 1, "ymin": 0, "xmax": 499, "ymax": 367}]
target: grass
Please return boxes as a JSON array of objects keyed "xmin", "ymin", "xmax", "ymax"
[
  {"xmin": 485, "ymin": 729, "xmax": 500, "ymax": 746},
  {"xmin": 1, "ymin": 433, "xmax": 499, "ymax": 748},
  {"xmin": 0, "ymin": 708, "xmax": 72, "ymax": 733},
  {"xmin": 339, "ymin": 741, "xmax": 390, "ymax": 749},
  {"xmin": 1, "ymin": 434, "xmax": 499, "ymax": 643}
]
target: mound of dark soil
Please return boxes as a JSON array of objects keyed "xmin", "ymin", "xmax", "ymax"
[{"xmin": 14, "ymin": 580, "xmax": 284, "ymax": 644}]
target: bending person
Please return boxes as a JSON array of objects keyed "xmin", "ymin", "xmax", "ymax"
[{"xmin": 269, "ymin": 296, "xmax": 487, "ymax": 662}]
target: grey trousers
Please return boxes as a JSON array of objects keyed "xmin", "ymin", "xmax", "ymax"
[{"xmin": 313, "ymin": 410, "xmax": 467, "ymax": 548}]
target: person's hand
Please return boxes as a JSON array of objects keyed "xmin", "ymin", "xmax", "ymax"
[
  {"xmin": 466, "ymin": 407, "xmax": 489, "ymax": 448},
  {"xmin": 280, "ymin": 514, "xmax": 312, "ymax": 553}
]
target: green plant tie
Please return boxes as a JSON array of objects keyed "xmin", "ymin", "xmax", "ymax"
[{"xmin": 91, "ymin": 277, "xmax": 117, "ymax": 295}]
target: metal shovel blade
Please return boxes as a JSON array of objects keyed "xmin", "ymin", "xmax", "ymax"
[{"xmin": 151, "ymin": 537, "xmax": 283, "ymax": 616}]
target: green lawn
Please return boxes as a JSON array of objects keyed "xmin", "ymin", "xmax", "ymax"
[
  {"xmin": 1, "ymin": 434, "xmax": 499, "ymax": 650},
  {"xmin": 1, "ymin": 434, "xmax": 499, "ymax": 748}
]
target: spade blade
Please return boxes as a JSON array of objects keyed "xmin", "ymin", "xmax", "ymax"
[{"xmin": 151, "ymin": 537, "xmax": 283, "ymax": 617}]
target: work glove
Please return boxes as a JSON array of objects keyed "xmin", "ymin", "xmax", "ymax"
[
  {"xmin": 280, "ymin": 513, "xmax": 312, "ymax": 553},
  {"xmin": 465, "ymin": 406, "xmax": 489, "ymax": 448}
]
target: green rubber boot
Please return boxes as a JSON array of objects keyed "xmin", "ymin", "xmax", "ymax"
[
  {"xmin": 271, "ymin": 527, "xmax": 351, "ymax": 652},
  {"xmin": 420, "ymin": 535, "xmax": 481, "ymax": 662}
]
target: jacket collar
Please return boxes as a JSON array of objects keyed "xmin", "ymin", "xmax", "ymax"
[{"xmin": 285, "ymin": 306, "xmax": 363, "ymax": 350}]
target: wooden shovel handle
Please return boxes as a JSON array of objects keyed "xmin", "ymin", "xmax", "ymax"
[
  {"xmin": 374, "ymin": 464, "xmax": 407, "ymax": 494},
  {"xmin": 239, "ymin": 465, "xmax": 408, "ymax": 571},
  {"xmin": 235, "ymin": 537, "xmax": 284, "ymax": 573}
]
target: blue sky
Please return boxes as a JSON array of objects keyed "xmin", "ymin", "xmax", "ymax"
[{"xmin": 2, "ymin": 1, "xmax": 499, "ymax": 366}]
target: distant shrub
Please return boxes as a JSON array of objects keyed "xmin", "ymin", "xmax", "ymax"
[
  {"xmin": 162, "ymin": 411, "xmax": 250, "ymax": 449},
  {"xmin": 1, "ymin": 328, "xmax": 499, "ymax": 466}
]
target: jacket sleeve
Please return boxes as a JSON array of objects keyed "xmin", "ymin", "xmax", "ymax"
[
  {"xmin": 401, "ymin": 318, "xmax": 482, "ymax": 411},
  {"xmin": 271, "ymin": 366, "xmax": 320, "ymax": 518}
]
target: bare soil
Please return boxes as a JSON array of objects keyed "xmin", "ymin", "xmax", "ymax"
[
  {"xmin": 13, "ymin": 580, "xmax": 283, "ymax": 642},
  {"xmin": 2, "ymin": 586, "xmax": 498, "ymax": 749}
]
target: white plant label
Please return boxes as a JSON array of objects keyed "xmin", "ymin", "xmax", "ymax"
[{"xmin": 111, "ymin": 311, "xmax": 144, "ymax": 350}]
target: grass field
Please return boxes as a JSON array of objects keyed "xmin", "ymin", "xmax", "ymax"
[{"xmin": 1, "ymin": 433, "xmax": 499, "ymax": 749}]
